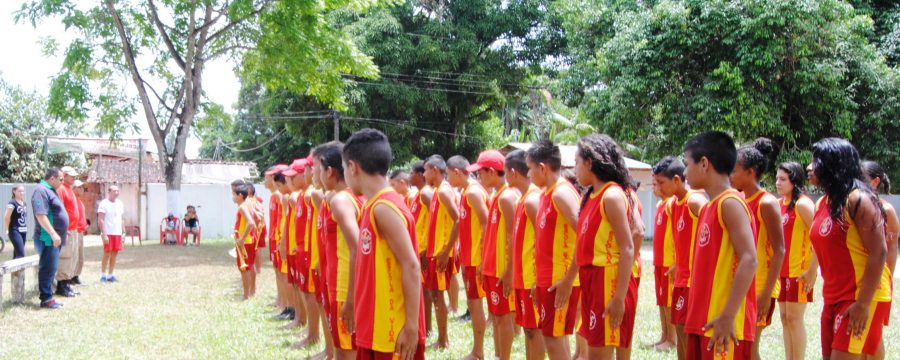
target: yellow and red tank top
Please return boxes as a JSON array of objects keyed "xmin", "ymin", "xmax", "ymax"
[
  {"xmin": 268, "ymin": 194, "xmax": 282, "ymax": 244},
  {"xmin": 292, "ymin": 190, "xmax": 308, "ymax": 256},
  {"xmin": 651, "ymin": 199, "xmax": 674, "ymax": 267},
  {"xmin": 685, "ymin": 190, "xmax": 757, "ymax": 341},
  {"xmin": 253, "ymin": 196, "xmax": 266, "ymax": 245},
  {"xmin": 410, "ymin": 189, "xmax": 431, "ymax": 254},
  {"xmin": 513, "ymin": 185, "xmax": 540, "ymax": 290},
  {"xmin": 628, "ymin": 189, "xmax": 643, "ymax": 278},
  {"xmin": 535, "ymin": 178, "xmax": 581, "ymax": 288},
  {"xmin": 483, "ymin": 185, "xmax": 517, "ymax": 277},
  {"xmin": 672, "ymin": 191, "xmax": 701, "ymax": 287},
  {"xmin": 458, "ymin": 183, "xmax": 487, "ymax": 268},
  {"xmin": 323, "ymin": 189, "xmax": 364, "ymax": 302},
  {"xmin": 780, "ymin": 196, "xmax": 812, "ymax": 278},
  {"xmin": 576, "ymin": 183, "xmax": 628, "ymax": 267},
  {"xmin": 745, "ymin": 190, "xmax": 780, "ymax": 299},
  {"xmin": 809, "ymin": 192, "xmax": 892, "ymax": 305},
  {"xmin": 426, "ymin": 181, "xmax": 455, "ymax": 258},
  {"xmin": 286, "ymin": 193, "xmax": 299, "ymax": 255},
  {"xmin": 317, "ymin": 192, "xmax": 331, "ymax": 275},
  {"xmin": 305, "ymin": 187, "xmax": 322, "ymax": 269},
  {"xmin": 354, "ymin": 188, "xmax": 427, "ymax": 352},
  {"xmin": 236, "ymin": 205, "xmax": 257, "ymax": 245}
]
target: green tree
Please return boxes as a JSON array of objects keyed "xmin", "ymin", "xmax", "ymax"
[
  {"xmin": 17, "ymin": 0, "xmax": 387, "ymax": 212},
  {"xmin": 567, "ymin": 0, "xmax": 900, "ymax": 180}
]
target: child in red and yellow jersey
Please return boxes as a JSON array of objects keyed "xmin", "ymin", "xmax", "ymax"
[
  {"xmin": 732, "ymin": 138, "xmax": 786, "ymax": 360},
  {"xmin": 506, "ymin": 149, "xmax": 545, "ymax": 360},
  {"xmin": 447, "ymin": 155, "xmax": 490, "ymax": 360},
  {"xmin": 570, "ymin": 134, "xmax": 638, "ymax": 359},
  {"xmin": 344, "ymin": 129, "xmax": 427, "ymax": 360},
  {"xmin": 422, "ymin": 155, "xmax": 459, "ymax": 350},
  {"xmin": 525, "ymin": 140, "xmax": 582, "ymax": 360},
  {"xmin": 232, "ymin": 183, "xmax": 258, "ymax": 300},
  {"xmin": 654, "ymin": 154, "xmax": 707, "ymax": 360},
  {"xmin": 808, "ymin": 138, "xmax": 891, "ymax": 359},
  {"xmin": 314, "ymin": 141, "xmax": 364, "ymax": 359},
  {"xmin": 470, "ymin": 150, "xmax": 518, "ymax": 360},
  {"xmin": 297, "ymin": 155, "xmax": 326, "ymax": 350},
  {"xmin": 284, "ymin": 159, "xmax": 310, "ymax": 331},
  {"xmin": 774, "ymin": 162, "xmax": 817, "ymax": 360},
  {"xmin": 682, "ymin": 131, "xmax": 758, "ymax": 360},
  {"xmin": 408, "ymin": 161, "xmax": 435, "ymax": 337},
  {"xmin": 265, "ymin": 165, "xmax": 290, "ymax": 315},
  {"xmin": 651, "ymin": 157, "xmax": 678, "ymax": 350},
  {"xmin": 862, "ymin": 160, "xmax": 899, "ymax": 275}
]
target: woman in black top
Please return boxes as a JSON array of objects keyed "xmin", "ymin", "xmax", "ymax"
[
  {"xmin": 4, "ymin": 185, "xmax": 28, "ymax": 259},
  {"xmin": 183, "ymin": 205, "xmax": 200, "ymax": 245}
]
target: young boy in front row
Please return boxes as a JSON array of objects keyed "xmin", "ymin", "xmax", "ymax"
[
  {"xmin": 682, "ymin": 131, "xmax": 758, "ymax": 359},
  {"xmin": 343, "ymin": 128, "xmax": 426, "ymax": 360},
  {"xmin": 232, "ymin": 183, "xmax": 258, "ymax": 300},
  {"xmin": 422, "ymin": 154, "xmax": 460, "ymax": 350}
]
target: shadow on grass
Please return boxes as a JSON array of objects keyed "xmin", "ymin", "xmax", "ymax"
[{"xmin": 83, "ymin": 241, "xmax": 239, "ymax": 270}]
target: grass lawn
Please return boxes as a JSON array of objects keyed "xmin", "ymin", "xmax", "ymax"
[{"xmin": 1, "ymin": 237, "xmax": 897, "ymax": 359}]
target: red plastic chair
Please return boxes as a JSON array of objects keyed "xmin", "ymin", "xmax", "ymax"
[
  {"xmin": 180, "ymin": 218, "xmax": 201, "ymax": 246},
  {"xmin": 159, "ymin": 216, "xmax": 182, "ymax": 245}
]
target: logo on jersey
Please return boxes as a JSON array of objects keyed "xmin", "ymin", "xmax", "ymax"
[
  {"xmin": 589, "ymin": 310, "xmax": 598, "ymax": 330},
  {"xmin": 819, "ymin": 217, "xmax": 833, "ymax": 237},
  {"xmin": 296, "ymin": 205, "xmax": 303, "ymax": 218},
  {"xmin": 834, "ymin": 313, "xmax": 843, "ymax": 334},
  {"xmin": 491, "ymin": 209, "xmax": 499, "ymax": 224},
  {"xmin": 410, "ymin": 201, "xmax": 419, "ymax": 213},
  {"xmin": 317, "ymin": 216, "xmax": 323, "ymax": 229},
  {"xmin": 782, "ymin": 213, "xmax": 790, "ymax": 226},
  {"xmin": 460, "ymin": 206, "xmax": 468, "ymax": 220},
  {"xmin": 491, "ymin": 291, "xmax": 500, "ymax": 305},
  {"xmin": 299, "ymin": 273, "xmax": 305, "ymax": 284},
  {"xmin": 677, "ymin": 216, "xmax": 685, "ymax": 231},
  {"xmin": 360, "ymin": 229, "xmax": 373, "ymax": 255},
  {"xmin": 656, "ymin": 213, "xmax": 663, "ymax": 225},
  {"xmin": 581, "ymin": 220, "xmax": 589, "ymax": 235},
  {"xmin": 698, "ymin": 224, "xmax": 711, "ymax": 247},
  {"xmin": 539, "ymin": 210, "xmax": 548, "ymax": 229},
  {"xmin": 675, "ymin": 295, "xmax": 685, "ymax": 311}
]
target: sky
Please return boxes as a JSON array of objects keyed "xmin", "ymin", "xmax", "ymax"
[{"xmin": 0, "ymin": 1, "xmax": 241, "ymax": 159}]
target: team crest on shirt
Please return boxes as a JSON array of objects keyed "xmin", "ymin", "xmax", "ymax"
[
  {"xmin": 656, "ymin": 213, "xmax": 663, "ymax": 225},
  {"xmin": 299, "ymin": 273, "xmax": 305, "ymax": 284},
  {"xmin": 411, "ymin": 201, "xmax": 419, "ymax": 213},
  {"xmin": 491, "ymin": 291, "xmax": 500, "ymax": 305},
  {"xmin": 360, "ymin": 229, "xmax": 373, "ymax": 255},
  {"xmin": 581, "ymin": 220, "xmax": 589, "ymax": 235},
  {"xmin": 296, "ymin": 206, "xmax": 303, "ymax": 218},
  {"xmin": 782, "ymin": 213, "xmax": 790, "ymax": 226},
  {"xmin": 491, "ymin": 210, "xmax": 499, "ymax": 224},
  {"xmin": 677, "ymin": 216, "xmax": 686, "ymax": 231},
  {"xmin": 819, "ymin": 217, "xmax": 833, "ymax": 237},
  {"xmin": 675, "ymin": 295, "xmax": 685, "ymax": 311},
  {"xmin": 539, "ymin": 210, "xmax": 548, "ymax": 229},
  {"xmin": 589, "ymin": 310, "xmax": 597, "ymax": 330},
  {"xmin": 698, "ymin": 224, "xmax": 711, "ymax": 247},
  {"xmin": 460, "ymin": 206, "xmax": 468, "ymax": 219},
  {"xmin": 317, "ymin": 216, "xmax": 323, "ymax": 229}
]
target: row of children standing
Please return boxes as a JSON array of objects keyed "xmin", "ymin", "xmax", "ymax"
[{"xmin": 231, "ymin": 129, "xmax": 896, "ymax": 360}]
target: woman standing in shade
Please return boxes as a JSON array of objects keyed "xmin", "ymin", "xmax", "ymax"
[{"xmin": 4, "ymin": 185, "xmax": 28, "ymax": 259}]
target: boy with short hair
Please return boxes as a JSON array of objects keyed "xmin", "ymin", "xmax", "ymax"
[
  {"xmin": 297, "ymin": 155, "xmax": 325, "ymax": 349},
  {"xmin": 469, "ymin": 150, "xmax": 519, "ymax": 360},
  {"xmin": 232, "ymin": 183, "xmax": 258, "ymax": 300},
  {"xmin": 283, "ymin": 158, "xmax": 310, "ymax": 330},
  {"xmin": 265, "ymin": 165, "xmax": 289, "ymax": 315},
  {"xmin": 423, "ymin": 154, "xmax": 460, "ymax": 350},
  {"xmin": 651, "ymin": 157, "xmax": 678, "ymax": 350},
  {"xmin": 273, "ymin": 170, "xmax": 297, "ymax": 320},
  {"xmin": 343, "ymin": 128, "xmax": 426, "ymax": 360},
  {"xmin": 682, "ymin": 131, "xmax": 758, "ymax": 359},
  {"xmin": 525, "ymin": 140, "xmax": 582, "ymax": 360},
  {"xmin": 447, "ymin": 155, "xmax": 489, "ymax": 360}
]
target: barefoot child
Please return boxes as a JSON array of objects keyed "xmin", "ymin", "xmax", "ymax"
[
  {"xmin": 650, "ymin": 157, "xmax": 677, "ymax": 350},
  {"xmin": 232, "ymin": 183, "xmax": 258, "ymax": 300},
  {"xmin": 343, "ymin": 128, "xmax": 427, "ymax": 360},
  {"xmin": 423, "ymin": 155, "xmax": 460, "ymax": 350}
]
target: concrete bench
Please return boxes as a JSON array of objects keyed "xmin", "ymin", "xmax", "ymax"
[{"xmin": 0, "ymin": 255, "xmax": 40, "ymax": 310}]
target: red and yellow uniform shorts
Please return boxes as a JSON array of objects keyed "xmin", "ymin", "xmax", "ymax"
[
  {"xmin": 257, "ymin": 231, "xmax": 266, "ymax": 249},
  {"xmin": 424, "ymin": 257, "xmax": 453, "ymax": 291},
  {"xmin": 316, "ymin": 274, "xmax": 328, "ymax": 306},
  {"xmin": 577, "ymin": 266, "xmax": 637, "ymax": 348},
  {"xmin": 686, "ymin": 334, "xmax": 752, "ymax": 360},
  {"xmin": 515, "ymin": 288, "xmax": 540, "ymax": 329},
  {"xmin": 778, "ymin": 277, "xmax": 813, "ymax": 304},
  {"xmin": 268, "ymin": 237, "xmax": 277, "ymax": 262},
  {"xmin": 328, "ymin": 299, "xmax": 356, "ymax": 350},
  {"xmin": 821, "ymin": 301, "xmax": 890, "ymax": 357},
  {"xmin": 286, "ymin": 253, "xmax": 299, "ymax": 284},
  {"xmin": 236, "ymin": 243, "xmax": 257, "ymax": 272},
  {"xmin": 483, "ymin": 275, "xmax": 515, "ymax": 315},
  {"xmin": 461, "ymin": 266, "xmax": 485, "ymax": 300},
  {"xmin": 672, "ymin": 286, "xmax": 690, "ymax": 325},
  {"xmin": 357, "ymin": 344, "xmax": 425, "ymax": 360},
  {"xmin": 298, "ymin": 262, "xmax": 318, "ymax": 294},
  {"xmin": 757, "ymin": 297, "xmax": 777, "ymax": 327},
  {"xmin": 535, "ymin": 285, "xmax": 581, "ymax": 337},
  {"xmin": 654, "ymin": 266, "xmax": 674, "ymax": 307}
]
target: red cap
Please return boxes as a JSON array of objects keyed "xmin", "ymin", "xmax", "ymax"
[
  {"xmin": 466, "ymin": 150, "xmax": 505, "ymax": 172},
  {"xmin": 265, "ymin": 164, "xmax": 289, "ymax": 176},
  {"xmin": 282, "ymin": 158, "xmax": 308, "ymax": 177},
  {"xmin": 305, "ymin": 154, "xmax": 314, "ymax": 167}
]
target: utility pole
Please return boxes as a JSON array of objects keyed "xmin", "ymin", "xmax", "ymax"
[{"xmin": 333, "ymin": 110, "xmax": 341, "ymax": 141}]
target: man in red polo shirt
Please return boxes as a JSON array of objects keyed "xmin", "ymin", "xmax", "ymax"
[{"xmin": 55, "ymin": 166, "xmax": 82, "ymax": 297}]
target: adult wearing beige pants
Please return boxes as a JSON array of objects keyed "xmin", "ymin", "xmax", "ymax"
[
  {"xmin": 72, "ymin": 180, "xmax": 88, "ymax": 284},
  {"xmin": 55, "ymin": 166, "xmax": 82, "ymax": 297}
]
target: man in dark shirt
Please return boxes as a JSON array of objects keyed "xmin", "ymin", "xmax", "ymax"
[{"xmin": 32, "ymin": 168, "xmax": 68, "ymax": 309}]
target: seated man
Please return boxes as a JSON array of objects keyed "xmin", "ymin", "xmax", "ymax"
[{"xmin": 183, "ymin": 205, "xmax": 201, "ymax": 245}]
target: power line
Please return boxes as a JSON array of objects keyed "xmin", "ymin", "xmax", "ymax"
[
  {"xmin": 378, "ymin": 72, "xmax": 543, "ymax": 90},
  {"xmin": 219, "ymin": 129, "xmax": 288, "ymax": 153},
  {"xmin": 342, "ymin": 116, "xmax": 485, "ymax": 140},
  {"xmin": 348, "ymin": 79, "xmax": 498, "ymax": 96}
]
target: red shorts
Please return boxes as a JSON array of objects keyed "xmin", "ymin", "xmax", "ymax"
[
  {"xmin": 654, "ymin": 266, "xmax": 674, "ymax": 307},
  {"xmin": 236, "ymin": 243, "xmax": 257, "ymax": 272},
  {"xmin": 461, "ymin": 266, "xmax": 485, "ymax": 300},
  {"xmin": 686, "ymin": 334, "xmax": 752, "ymax": 360},
  {"xmin": 821, "ymin": 301, "xmax": 890, "ymax": 356},
  {"xmin": 535, "ymin": 285, "xmax": 581, "ymax": 338},
  {"xmin": 778, "ymin": 277, "xmax": 813, "ymax": 303},
  {"xmin": 423, "ymin": 257, "xmax": 453, "ymax": 291},
  {"xmin": 257, "ymin": 231, "xmax": 266, "ymax": 249},
  {"xmin": 577, "ymin": 266, "xmax": 637, "ymax": 348},
  {"xmin": 328, "ymin": 299, "xmax": 355, "ymax": 350},
  {"xmin": 515, "ymin": 288, "xmax": 540, "ymax": 329},
  {"xmin": 286, "ymin": 253, "xmax": 299, "ymax": 284},
  {"xmin": 269, "ymin": 237, "xmax": 277, "ymax": 261},
  {"xmin": 104, "ymin": 235, "xmax": 124, "ymax": 253},
  {"xmin": 272, "ymin": 249, "xmax": 284, "ymax": 272},
  {"xmin": 757, "ymin": 297, "xmax": 777, "ymax": 327},
  {"xmin": 483, "ymin": 275, "xmax": 515, "ymax": 315},
  {"xmin": 356, "ymin": 344, "xmax": 425, "ymax": 360},
  {"xmin": 672, "ymin": 287, "xmax": 690, "ymax": 325},
  {"xmin": 316, "ymin": 273, "xmax": 328, "ymax": 306}
]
